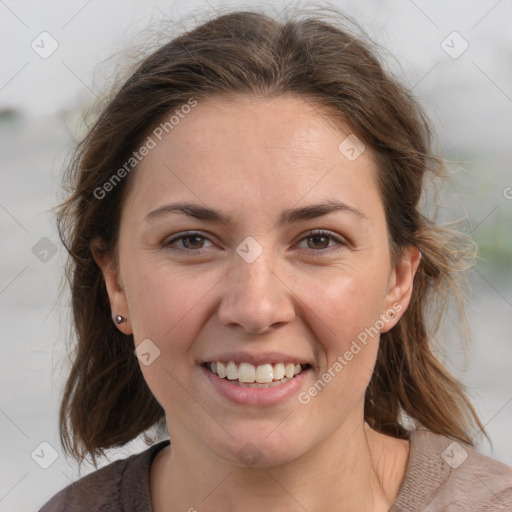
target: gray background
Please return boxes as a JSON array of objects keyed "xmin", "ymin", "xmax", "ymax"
[{"xmin": 1, "ymin": 0, "xmax": 511, "ymax": 510}]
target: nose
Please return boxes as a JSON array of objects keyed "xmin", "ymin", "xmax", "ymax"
[{"xmin": 217, "ymin": 250, "xmax": 296, "ymax": 335}]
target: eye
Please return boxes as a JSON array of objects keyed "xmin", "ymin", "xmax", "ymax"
[
  {"xmin": 164, "ymin": 229, "xmax": 348, "ymax": 255},
  {"xmin": 165, "ymin": 232, "xmax": 215, "ymax": 252},
  {"xmin": 295, "ymin": 230, "xmax": 348, "ymax": 254}
]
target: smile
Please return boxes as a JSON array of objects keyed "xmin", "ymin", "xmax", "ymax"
[{"xmin": 204, "ymin": 361, "xmax": 310, "ymax": 388}]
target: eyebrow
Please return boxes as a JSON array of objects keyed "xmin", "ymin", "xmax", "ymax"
[{"xmin": 144, "ymin": 199, "xmax": 367, "ymax": 227}]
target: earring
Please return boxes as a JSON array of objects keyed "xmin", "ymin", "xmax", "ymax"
[{"xmin": 114, "ymin": 315, "xmax": 126, "ymax": 325}]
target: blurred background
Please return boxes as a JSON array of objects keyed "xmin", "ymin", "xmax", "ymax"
[{"xmin": 1, "ymin": 0, "xmax": 511, "ymax": 510}]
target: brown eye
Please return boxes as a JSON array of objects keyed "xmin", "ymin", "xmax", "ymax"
[
  {"xmin": 307, "ymin": 234, "xmax": 331, "ymax": 250},
  {"xmin": 296, "ymin": 230, "xmax": 347, "ymax": 254},
  {"xmin": 166, "ymin": 232, "xmax": 214, "ymax": 251},
  {"xmin": 181, "ymin": 234, "xmax": 206, "ymax": 249}
]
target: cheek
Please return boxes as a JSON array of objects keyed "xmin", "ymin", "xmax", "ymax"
[
  {"xmin": 123, "ymin": 256, "xmax": 224, "ymax": 358},
  {"xmin": 123, "ymin": 262, "xmax": 224, "ymax": 412},
  {"xmin": 289, "ymin": 264, "xmax": 388, "ymax": 414},
  {"xmin": 295, "ymin": 262, "xmax": 389, "ymax": 352}
]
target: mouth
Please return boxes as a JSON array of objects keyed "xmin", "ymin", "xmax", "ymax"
[{"xmin": 202, "ymin": 361, "xmax": 312, "ymax": 388}]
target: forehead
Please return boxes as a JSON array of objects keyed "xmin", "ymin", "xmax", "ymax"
[
  {"xmin": 150, "ymin": 94, "xmax": 360, "ymax": 168},
  {"xmin": 123, "ymin": 94, "xmax": 381, "ymax": 223}
]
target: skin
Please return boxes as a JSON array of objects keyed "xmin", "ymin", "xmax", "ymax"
[{"xmin": 93, "ymin": 95, "xmax": 421, "ymax": 512}]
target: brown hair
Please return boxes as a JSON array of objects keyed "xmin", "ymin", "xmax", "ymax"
[{"xmin": 56, "ymin": 5, "xmax": 486, "ymax": 465}]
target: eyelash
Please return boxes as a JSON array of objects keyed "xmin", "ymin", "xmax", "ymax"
[{"xmin": 164, "ymin": 230, "xmax": 348, "ymax": 256}]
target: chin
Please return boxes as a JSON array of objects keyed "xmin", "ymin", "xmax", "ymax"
[{"xmin": 207, "ymin": 427, "xmax": 307, "ymax": 469}]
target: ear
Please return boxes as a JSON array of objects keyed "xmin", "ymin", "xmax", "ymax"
[
  {"xmin": 91, "ymin": 238, "xmax": 133, "ymax": 335},
  {"xmin": 380, "ymin": 246, "xmax": 421, "ymax": 333}
]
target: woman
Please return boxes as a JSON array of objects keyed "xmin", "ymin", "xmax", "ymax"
[{"xmin": 40, "ymin": 7, "xmax": 511, "ymax": 512}]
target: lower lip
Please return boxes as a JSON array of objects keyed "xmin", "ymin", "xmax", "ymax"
[{"xmin": 200, "ymin": 364, "xmax": 312, "ymax": 406}]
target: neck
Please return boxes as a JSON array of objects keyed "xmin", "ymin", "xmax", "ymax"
[{"xmin": 151, "ymin": 418, "xmax": 409, "ymax": 512}]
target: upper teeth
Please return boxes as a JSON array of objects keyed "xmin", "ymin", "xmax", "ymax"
[{"xmin": 209, "ymin": 361, "xmax": 303, "ymax": 383}]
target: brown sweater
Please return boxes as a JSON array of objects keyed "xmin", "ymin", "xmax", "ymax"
[{"xmin": 39, "ymin": 429, "xmax": 512, "ymax": 511}]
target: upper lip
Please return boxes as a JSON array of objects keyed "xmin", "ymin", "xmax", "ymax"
[{"xmin": 199, "ymin": 351, "xmax": 312, "ymax": 367}]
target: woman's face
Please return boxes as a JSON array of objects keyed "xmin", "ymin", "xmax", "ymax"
[{"xmin": 98, "ymin": 95, "xmax": 418, "ymax": 467}]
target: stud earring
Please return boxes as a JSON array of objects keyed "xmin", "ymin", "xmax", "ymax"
[{"xmin": 114, "ymin": 315, "xmax": 126, "ymax": 325}]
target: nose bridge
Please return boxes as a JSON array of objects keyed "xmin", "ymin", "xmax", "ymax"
[
  {"xmin": 218, "ymin": 238, "xmax": 294, "ymax": 333},
  {"xmin": 236, "ymin": 244, "xmax": 275, "ymax": 293},
  {"xmin": 233, "ymin": 232, "xmax": 276, "ymax": 287}
]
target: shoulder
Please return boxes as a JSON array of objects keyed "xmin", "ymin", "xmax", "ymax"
[
  {"xmin": 38, "ymin": 440, "xmax": 170, "ymax": 512},
  {"xmin": 391, "ymin": 429, "xmax": 512, "ymax": 512}
]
